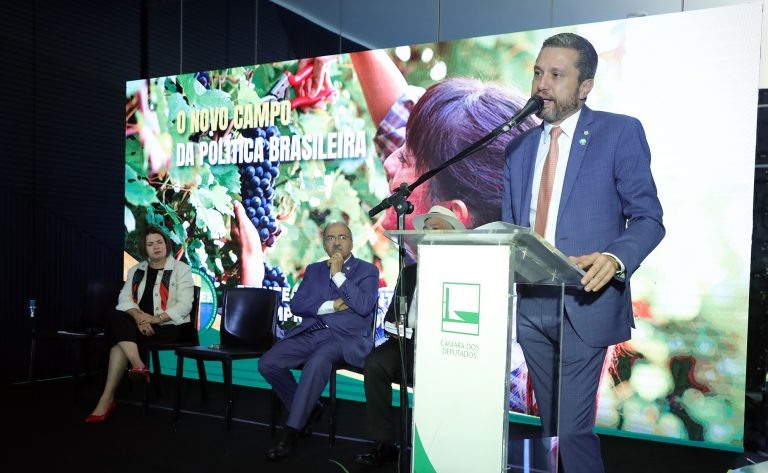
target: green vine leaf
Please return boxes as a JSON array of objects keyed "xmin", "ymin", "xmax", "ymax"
[
  {"xmin": 196, "ymin": 89, "xmax": 235, "ymax": 114},
  {"xmin": 169, "ymin": 163, "xmax": 198, "ymax": 188},
  {"xmin": 171, "ymin": 223, "xmax": 186, "ymax": 246},
  {"xmin": 124, "ymin": 206, "xmax": 136, "ymax": 233},
  {"xmin": 125, "ymin": 163, "xmax": 138, "ymax": 181},
  {"xmin": 157, "ymin": 201, "xmax": 182, "ymax": 226},
  {"xmin": 178, "ymin": 75, "xmax": 205, "ymax": 104},
  {"xmin": 192, "ymin": 187, "xmax": 214, "ymax": 209},
  {"xmin": 251, "ymin": 64, "xmax": 275, "ymax": 92},
  {"xmin": 163, "ymin": 77, "xmax": 180, "ymax": 95},
  {"xmin": 186, "ymin": 238, "xmax": 204, "ymax": 267},
  {"xmin": 126, "ymin": 138, "xmax": 145, "ymax": 176},
  {"xmin": 201, "ymin": 208, "xmax": 227, "ymax": 239},
  {"xmin": 297, "ymin": 109, "xmax": 333, "ymax": 135},
  {"xmin": 126, "ymin": 179, "xmax": 159, "ymax": 206},
  {"xmin": 189, "ymin": 187, "xmax": 228, "ymax": 239},
  {"xmin": 210, "ymin": 184, "xmax": 234, "ymax": 215},
  {"xmin": 237, "ymin": 81, "xmax": 261, "ymax": 105},
  {"xmin": 210, "ymin": 165, "xmax": 242, "ymax": 194},
  {"xmin": 145, "ymin": 207, "xmax": 165, "ymax": 227},
  {"xmin": 167, "ymin": 92, "xmax": 192, "ymax": 142},
  {"xmin": 149, "ymin": 82, "xmax": 170, "ymax": 133}
]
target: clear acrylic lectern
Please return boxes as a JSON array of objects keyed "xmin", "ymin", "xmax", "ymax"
[{"xmin": 385, "ymin": 222, "xmax": 584, "ymax": 473}]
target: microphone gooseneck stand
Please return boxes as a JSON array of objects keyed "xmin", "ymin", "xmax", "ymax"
[
  {"xmin": 368, "ymin": 96, "xmax": 543, "ymax": 473},
  {"xmin": 391, "ymin": 190, "xmax": 412, "ymax": 473}
]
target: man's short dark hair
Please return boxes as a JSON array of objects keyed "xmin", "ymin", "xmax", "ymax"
[{"xmin": 542, "ymin": 32, "xmax": 598, "ymax": 82}]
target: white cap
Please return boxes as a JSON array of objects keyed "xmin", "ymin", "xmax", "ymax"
[{"xmin": 411, "ymin": 205, "xmax": 465, "ymax": 230}]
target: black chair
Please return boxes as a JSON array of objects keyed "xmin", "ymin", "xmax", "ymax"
[
  {"xmin": 327, "ymin": 304, "xmax": 379, "ymax": 446},
  {"xmin": 30, "ymin": 279, "xmax": 124, "ymax": 401},
  {"xmin": 138, "ymin": 285, "xmax": 204, "ymax": 414},
  {"xmin": 173, "ymin": 287, "xmax": 280, "ymax": 429},
  {"xmin": 327, "ymin": 361, "xmax": 359, "ymax": 446}
]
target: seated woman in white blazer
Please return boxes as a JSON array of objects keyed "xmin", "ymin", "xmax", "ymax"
[{"xmin": 85, "ymin": 225, "xmax": 194, "ymax": 423}]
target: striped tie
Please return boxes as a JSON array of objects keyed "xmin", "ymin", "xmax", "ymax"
[
  {"xmin": 534, "ymin": 126, "xmax": 562, "ymax": 237},
  {"xmin": 306, "ymin": 319, "xmax": 327, "ymax": 332}
]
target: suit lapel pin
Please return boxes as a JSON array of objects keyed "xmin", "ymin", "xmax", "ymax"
[
  {"xmin": 345, "ymin": 266, "xmax": 350, "ymax": 272},
  {"xmin": 583, "ymin": 130, "xmax": 589, "ymax": 135},
  {"xmin": 579, "ymin": 138, "xmax": 587, "ymax": 146}
]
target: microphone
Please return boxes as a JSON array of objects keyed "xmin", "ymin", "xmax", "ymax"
[
  {"xmin": 499, "ymin": 96, "xmax": 544, "ymax": 132},
  {"xmin": 368, "ymin": 183, "xmax": 413, "ymax": 218},
  {"xmin": 368, "ymin": 197, "xmax": 394, "ymax": 219}
]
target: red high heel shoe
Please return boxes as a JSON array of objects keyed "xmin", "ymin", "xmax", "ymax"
[
  {"xmin": 84, "ymin": 401, "xmax": 116, "ymax": 423},
  {"xmin": 128, "ymin": 366, "xmax": 151, "ymax": 384}
]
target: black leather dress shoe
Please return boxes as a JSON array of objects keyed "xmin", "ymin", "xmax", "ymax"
[
  {"xmin": 354, "ymin": 441, "xmax": 398, "ymax": 466},
  {"xmin": 299, "ymin": 402, "xmax": 324, "ymax": 438},
  {"xmin": 266, "ymin": 427, "xmax": 298, "ymax": 461}
]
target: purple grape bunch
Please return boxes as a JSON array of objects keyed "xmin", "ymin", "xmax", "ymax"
[
  {"xmin": 262, "ymin": 262, "xmax": 288, "ymax": 291},
  {"xmin": 263, "ymin": 262, "xmax": 289, "ymax": 315},
  {"xmin": 238, "ymin": 125, "xmax": 282, "ymax": 248},
  {"xmin": 194, "ymin": 71, "xmax": 211, "ymax": 89},
  {"xmin": 237, "ymin": 125, "xmax": 288, "ymax": 291}
]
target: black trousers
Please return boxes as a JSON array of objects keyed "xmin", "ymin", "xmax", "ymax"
[{"xmin": 363, "ymin": 336, "xmax": 414, "ymax": 443}]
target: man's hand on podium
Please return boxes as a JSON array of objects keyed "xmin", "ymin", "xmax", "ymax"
[{"xmin": 569, "ymin": 252, "xmax": 619, "ymax": 292}]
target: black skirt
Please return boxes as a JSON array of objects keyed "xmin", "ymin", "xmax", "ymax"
[{"xmin": 105, "ymin": 309, "xmax": 184, "ymax": 346}]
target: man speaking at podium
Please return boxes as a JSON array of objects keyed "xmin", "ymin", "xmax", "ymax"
[{"xmin": 502, "ymin": 33, "xmax": 665, "ymax": 472}]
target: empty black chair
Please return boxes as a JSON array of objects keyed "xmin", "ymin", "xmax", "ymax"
[
  {"xmin": 30, "ymin": 279, "xmax": 124, "ymax": 400},
  {"xmin": 139, "ymin": 285, "xmax": 204, "ymax": 414},
  {"xmin": 173, "ymin": 287, "xmax": 280, "ymax": 429}
]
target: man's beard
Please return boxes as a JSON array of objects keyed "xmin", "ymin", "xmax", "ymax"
[{"xmin": 537, "ymin": 91, "xmax": 581, "ymax": 123}]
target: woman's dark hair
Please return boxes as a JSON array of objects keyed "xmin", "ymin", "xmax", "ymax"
[
  {"xmin": 137, "ymin": 225, "xmax": 172, "ymax": 260},
  {"xmin": 407, "ymin": 77, "xmax": 539, "ymax": 227}
]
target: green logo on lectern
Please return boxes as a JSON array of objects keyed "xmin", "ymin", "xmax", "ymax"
[{"xmin": 441, "ymin": 282, "xmax": 480, "ymax": 336}]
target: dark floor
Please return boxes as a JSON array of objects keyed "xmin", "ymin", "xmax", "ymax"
[{"xmin": 3, "ymin": 374, "xmax": 766, "ymax": 473}]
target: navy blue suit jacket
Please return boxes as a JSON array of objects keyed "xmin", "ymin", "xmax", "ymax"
[
  {"xmin": 503, "ymin": 106, "xmax": 665, "ymax": 347},
  {"xmin": 287, "ymin": 255, "xmax": 379, "ymax": 367}
]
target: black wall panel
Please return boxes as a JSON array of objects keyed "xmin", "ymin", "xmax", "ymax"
[
  {"xmin": 0, "ymin": 2, "xmax": 35, "ymax": 196},
  {"xmin": 0, "ymin": 0, "xmax": 360, "ymax": 384},
  {"xmin": 0, "ymin": 0, "xmax": 137, "ymax": 382},
  {"xmin": 758, "ymin": 89, "xmax": 768, "ymax": 165},
  {"xmin": 748, "ymin": 90, "xmax": 768, "ymax": 390},
  {"xmin": 144, "ymin": 0, "xmax": 183, "ymax": 78}
]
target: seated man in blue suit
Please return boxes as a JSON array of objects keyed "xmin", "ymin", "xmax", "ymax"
[
  {"xmin": 503, "ymin": 33, "xmax": 665, "ymax": 472},
  {"xmin": 259, "ymin": 221, "xmax": 379, "ymax": 461}
]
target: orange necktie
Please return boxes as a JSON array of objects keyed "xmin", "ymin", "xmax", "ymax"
[{"xmin": 534, "ymin": 126, "xmax": 562, "ymax": 237}]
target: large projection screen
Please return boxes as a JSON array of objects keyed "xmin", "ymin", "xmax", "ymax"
[{"xmin": 124, "ymin": 3, "xmax": 762, "ymax": 450}]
